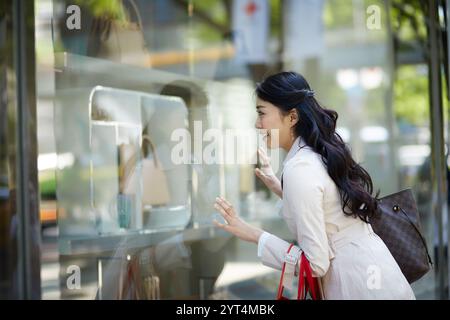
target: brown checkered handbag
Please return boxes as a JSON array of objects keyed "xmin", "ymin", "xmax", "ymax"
[{"xmin": 370, "ymin": 188, "xmax": 433, "ymax": 283}]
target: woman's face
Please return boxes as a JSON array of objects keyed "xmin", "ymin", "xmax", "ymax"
[{"xmin": 254, "ymin": 97, "xmax": 298, "ymax": 150}]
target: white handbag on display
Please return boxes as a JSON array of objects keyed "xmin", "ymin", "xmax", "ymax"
[{"xmin": 119, "ymin": 134, "xmax": 171, "ymax": 207}]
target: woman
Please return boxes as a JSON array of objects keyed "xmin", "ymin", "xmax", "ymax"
[{"xmin": 213, "ymin": 71, "xmax": 415, "ymax": 300}]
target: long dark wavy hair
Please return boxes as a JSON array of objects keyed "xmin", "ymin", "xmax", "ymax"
[{"xmin": 256, "ymin": 71, "xmax": 379, "ymax": 222}]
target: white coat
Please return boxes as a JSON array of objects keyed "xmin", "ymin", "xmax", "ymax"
[{"xmin": 257, "ymin": 136, "xmax": 416, "ymax": 299}]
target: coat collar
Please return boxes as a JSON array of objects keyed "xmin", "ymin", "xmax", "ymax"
[{"xmin": 282, "ymin": 136, "xmax": 308, "ymax": 168}]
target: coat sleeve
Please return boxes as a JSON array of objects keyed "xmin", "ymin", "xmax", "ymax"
[{"xmin": 257, "ymin": 159, "xmax": 332, "ymax": 277}]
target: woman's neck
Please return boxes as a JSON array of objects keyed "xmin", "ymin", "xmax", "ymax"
[{"xmin": 283, "ymin": 135, "xmax": 298, "ymax": 152}]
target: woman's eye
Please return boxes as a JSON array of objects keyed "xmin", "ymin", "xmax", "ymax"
[{"xmin": 257, "ymin": 112, "xmax": 264, "ymax": 116}]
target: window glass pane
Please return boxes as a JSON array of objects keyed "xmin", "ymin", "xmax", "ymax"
[{"xmin": 34, "ymin": 0, "xmax": 441, "ymax": 299}]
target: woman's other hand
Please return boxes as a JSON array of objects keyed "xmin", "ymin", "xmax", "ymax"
[
  {"xmin": 213, "ymin": 197, "xmax": 263, "ymax": 244},
  {"xmin": 254, "ymin": 147, "xmax": 282, "ymax": 198}
]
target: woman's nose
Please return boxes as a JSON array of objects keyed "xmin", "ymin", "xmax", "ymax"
[{"xmin": 255, "ymin": 119, "xmax": 262, "ymax": 129}]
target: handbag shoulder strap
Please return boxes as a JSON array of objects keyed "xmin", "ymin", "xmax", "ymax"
[
  {"xmin": 397, "ymin": 205, "xmax": 433, "ymax": 266},
  {"xmin": 298, "ymin": 253, "xmax": 318, "ymax": 300},
  {"xmin": 125, "ymin": 0, "xmax": 144, "ymax": 31},
  {"xmin": 119, "ymin": 144, "xmax": 138, "ymax": 193},
  {"xmin": 277, "ymin": 244, "xmax": 320, "ymax": 300},
  {"xmin": 142, "ymin": 134, "xmax": 162, "ymax": 168},
  {"xmin": 276, "ymin": 243, "xmax": 295, "ymax": 300}
]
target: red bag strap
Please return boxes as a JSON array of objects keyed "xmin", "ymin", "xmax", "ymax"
[
  {"xmin": 276, "ymin": 243, "xmax": 294, "ymax": 300},
  {"xmin": 297, "ymin": 253, "xmax": 318, "ymax": 300},
  {"xmin": 277, "ymin": 244, "xmax": 320, "ymax": 300}
]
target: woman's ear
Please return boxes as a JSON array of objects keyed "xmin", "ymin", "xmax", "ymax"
[{"xmin": 289, "ymin": 109, "xmax": 299, "ymax": 127}]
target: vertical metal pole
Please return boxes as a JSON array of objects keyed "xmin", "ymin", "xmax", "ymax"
[
  {"xmin": 446, "ymin": 0, "xmax": 450, "ymax": 299},
  {"xmin": 428, "ymin": 0, "xmax": 448, "ymax": 300},
  {"xmin": 384, "ymin": 0, "xmax": 400, "ymax": 194},
  {"xmin": 277, "ymin": 0, "xmax": 285, "ymax": 72},
  {"xmin": 12, "ymin": 0, "xmax": 41, "ymax": 299}
]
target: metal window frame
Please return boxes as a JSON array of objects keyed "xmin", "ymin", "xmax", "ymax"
[
  {"xmin": 429, "ymin": 0, "xmax": 449, "ymax": 300},
  {"xmin": 12, "ymin": 0, "xmax": 41, "ymax": 300}
]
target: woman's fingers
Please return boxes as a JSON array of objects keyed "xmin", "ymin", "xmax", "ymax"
[
  {"xmin": 215, "ymin": 197, "xmax": 236, "ymax": 217},
  {"xmin": 213, "ymin": 196, "xmax": 241, "ymax": 237},
  {"xmin": 255, "ymin": 168, "xmax": 267, "ymax": 178},
  {"xmin": 214, "ymin": 198, "xmax": 229, "ymax": 215},
  {"xmin": 258, "ymin": 148, "xmax": 267, "ymax": 166},
  {"xmin": 258, "ymin": 146, "xmax": 267, "ymax": 157},
  {"xmin": 255, "ymin": 168, "xmax": 266, "ymax": 182},
  {"xmin": 258, "ymin": 147, "xmax": 270, "ymax": 166},
  {"xmin": 255, "ymin": 168, "xmax": 275, "ymax": 182},
  {"xmin": 255, "ymin": 167, "xmax": 262, "ymax": 178},
  {"xmin": 214, "ymin": 203, "xmax": 232, "ymax": 222},
  {"xmin": 219, "ymin": 196, "xmax": 233, "ymax": 210}
]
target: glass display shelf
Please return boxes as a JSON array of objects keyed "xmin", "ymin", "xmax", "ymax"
[{"xmin": 58, "ymin": 216, "xmax": 287, "ymax": 255}]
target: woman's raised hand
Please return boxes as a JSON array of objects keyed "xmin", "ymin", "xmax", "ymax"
[
  {"xmin": 213, "ymin": 196, "xmax": 263, "ymax": 244},
  {"xmin": 254, "ymin": 147, "xmax": 282, "ymax": 198}
]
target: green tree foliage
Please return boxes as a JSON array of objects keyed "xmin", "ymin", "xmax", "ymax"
[
  {"xmin": 73, "ymin": 0, "xmax": 126, "ymax": 19},
  {"xmin": 393, "ymin": 65, "xmax": 429, "ymax": 126}
]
